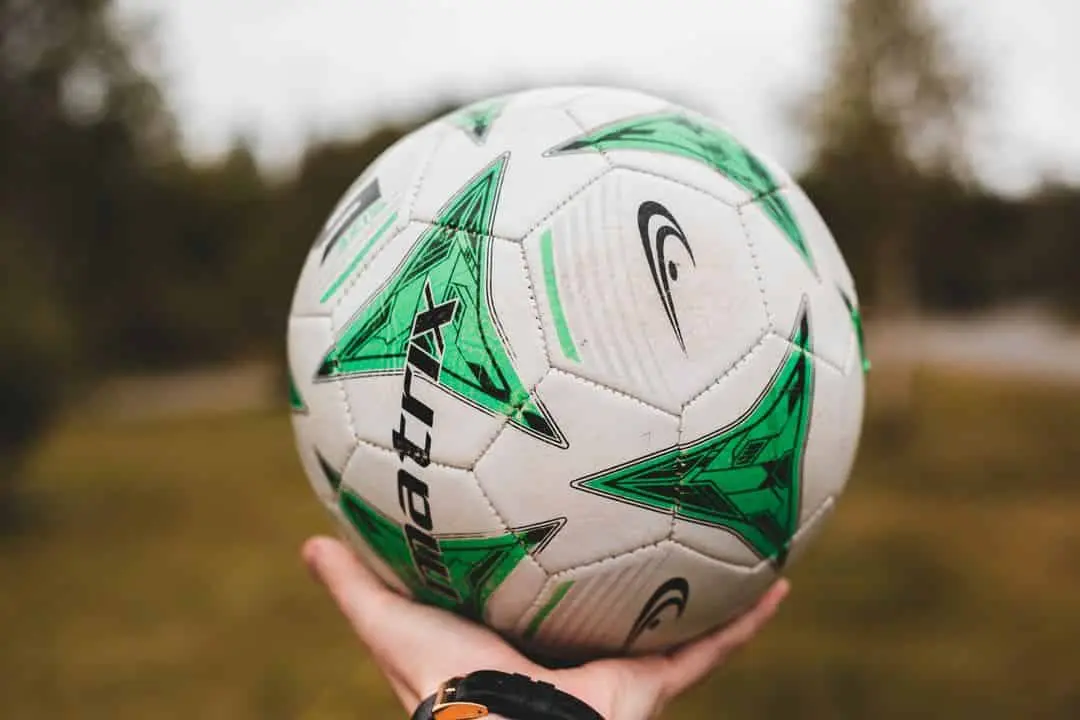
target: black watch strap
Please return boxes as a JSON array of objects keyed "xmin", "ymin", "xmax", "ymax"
[{"xmin": 410, "ymin": 670, "xmax": 604, "ymax": 720}]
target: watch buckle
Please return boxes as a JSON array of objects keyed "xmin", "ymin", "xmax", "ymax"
[{"xmin": 432, "ymin": 677, "xmax": 489, "ymax": 720}]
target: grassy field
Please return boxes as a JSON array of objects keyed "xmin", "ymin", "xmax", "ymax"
[{"xmin": 3, "ymin": 369, "xmax": 1080, "ymax": 719}]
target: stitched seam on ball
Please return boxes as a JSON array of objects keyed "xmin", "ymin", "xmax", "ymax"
[
  {"xmin": 672, "ymin": 537, "xmax": 775, "ymax": 574},
  {"xmin": 402, "ymin": 124, "xmax": 450, "ymax": 221},
  {"xmin": 542, "ymin": 538, "xmax": 671, "ymax": 577},
  {"xmin": 549, "ymin": 367, "xmax": 680, "ymax": 421},
  {"xmin": 618, "ymin": 165, "xmax": 742, "ymax": 209},
  {"xmin": 563, "ymin": 106, "xmax": 615, "ymax": 170},
  {"xmin": 549, "ymin": 87, "xmax": 603, "ymax": 112},
  {"xmin": 515, "ymin": 573, "xmax": 561, "ymax": 637},
  {"xmin": 795, "ymin": 495, "xmax": 835, "ymax": 536},
  {"xmin": 290, "ymin": 311, "xmax": 337, "ymax": 319},
  {"xmin": 737, "ymin": 203, "xmax": 775, "ymax": 331},
  {"xmin": 469, "ymin": 414, "xmax": 514, "ymax": 473},
  {"xmin": 469, "ymin": 250, "xmax": 560, "ymax": 471},
  {"xmin": 457, "ymin": 240, "xmax": 549, "ymax": 471},
  {"xmin": 671, "ymin": 396, "xmax": 683, "ymax": 546},
  {"xmin": 465, "ymin": 434, "xmax": 548, "ymax": 612},
  {"xmin": 516, "ymin": 168, "xmax": 613, "ymax": 242},
  {"xmin": 343, "ymin": 426, "xmax": 486, "ymax": 472},
  {"xmin": 733, "ymin": 182, "xmax": 796, "ymax": 212},
  {"xmin": 405, "ymin": 215, "xmax": 520, "ymax": 243},
  {"xmin": 513, "ymin": 234, "xmax": 555, "ymax": 369},
  {"xmin": 841, "ymin": 330, "xmax": 860, "ymax": 378},
  {"xmin": 326, "ymin": 220, "xmax": 413, "ymax": 318},
  {"xmin": 769, "ymin": 328, "xmax": 847, "ymax": 375},
  {"xmin": 679, "ymin": 329, "xmax": 769, "ymax": 411},
  {"xmin": 337, "ymin": 432, "xmax": 545, "ymax": 600},
  {"xmin": 326, "ymin": 311, "xmax": 361, "ymax": 505},
  {"xmin": 324, "ymin": 124, "xmax": 449, "ymax": 316},
  {"xmin": 465, "ymin": 238, "xmax": 555, "ymax": 468},
  {"xmin": 320, "ymin": 217, "xmax": 416, "ymax": 486}
]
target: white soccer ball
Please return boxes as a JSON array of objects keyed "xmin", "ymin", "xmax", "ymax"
[{"xmin": 287, "ymin": 86, "xmax": 866, "ymax": 660}]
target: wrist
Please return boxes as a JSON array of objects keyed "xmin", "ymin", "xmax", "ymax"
[{"xmin": 411, "ymin": 671, "xmax": 603, "ymax": 720}]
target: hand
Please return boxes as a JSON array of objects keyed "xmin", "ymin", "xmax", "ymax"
[{"xmin": 302, "ymin": 536, "xmax": 789, "ymax": 720}]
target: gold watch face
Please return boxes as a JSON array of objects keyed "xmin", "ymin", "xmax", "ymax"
[{"xmin": 432, "ymin": 701, "xmax": 488, "ymax": 720}]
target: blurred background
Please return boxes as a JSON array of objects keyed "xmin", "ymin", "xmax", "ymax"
[{"xmin": 1, "ymin": 0, "xmax": 1078, "ymax": 717}]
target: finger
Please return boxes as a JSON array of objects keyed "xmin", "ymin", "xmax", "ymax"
[
  {"xmin": 302, "ymin": 535, "xmax": 401, "ymax": 639},
  {"xmin": 302, "ymin": 536, "xmax": 528, "ymax": 660},
  {"xmin": 658, "ymin": 579, "xmax": 790, "ymax": 698},
  {"xmin": 302, "ymin": 535, "xmax": 537, "ymax": 704}
]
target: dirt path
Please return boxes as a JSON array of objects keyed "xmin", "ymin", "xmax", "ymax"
[
  {"xmin": 74, "ymin": 310, "xmax": 1079, "ymax": 422},
  {"xmin": 868, "ymin": 309, "xmax": 1080, "ymax": 383}
]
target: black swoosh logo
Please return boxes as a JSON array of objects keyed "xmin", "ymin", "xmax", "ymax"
[
  {"xmin": 637, "ymin": 201, "xmax": 695, "ymax": 351},
  {"xmin": 624, "ymin": 577, "xmax": 690, "ymax": 649},
  {"xmin": 319, "ymin": 179, "xmax": 382, "ymax": 263}
]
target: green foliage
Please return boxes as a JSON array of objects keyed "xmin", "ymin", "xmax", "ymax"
[
  {"xmin": 800, "ymin": 0, "xmax": 1080, "ymax": 321},
  {"xmin": 2, "ymin": 373, "xmax": 1079, "ymax": 717},
  {"xmin": 801, "ymin": 0, "xmax": 975, "ymax": 316},
  {"xmin": 0, "ymin": 0, "xmax": 177, "ymax": 505},
  {"xmin": 0, "ymin": 222, "xmax": 73, "ymax": 517}
]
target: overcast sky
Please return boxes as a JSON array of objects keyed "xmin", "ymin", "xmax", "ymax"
[{"xmin": 114, "ymin": 0, "xmax": 1080, "ymax": 195}]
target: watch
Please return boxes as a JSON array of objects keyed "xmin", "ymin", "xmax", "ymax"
[{"xmin": 410, "ymin": 670, "xmax": 605, "ymax": 720}]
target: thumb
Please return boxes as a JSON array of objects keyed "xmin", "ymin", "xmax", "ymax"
[
  {"xmin": 657, "ymin": 579, "xmax": 790, "ymax": 699},
  {"xmin": 302, "ymin": 535, "xmax": 401, "ymax": 640}
]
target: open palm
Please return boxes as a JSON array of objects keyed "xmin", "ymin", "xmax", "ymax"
[{"xmin": 303, "ymin": 536, "xmax": 788, "ymax": 720}]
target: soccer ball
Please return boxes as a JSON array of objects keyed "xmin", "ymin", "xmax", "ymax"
[{"xmin": 287, "ymin": 86, "xmax": 866, "ymax": 660}]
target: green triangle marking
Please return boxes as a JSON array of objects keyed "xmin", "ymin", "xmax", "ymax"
[
  {"xmin": 340, "ymin": 488, "xmax": 563, "ymax": 620},
  {"xmin": 450, "ymin": 99, "xmax": 506, "ymax": 144},
  {"xmin": 523, "ymin": 579, "xmax": 575, "ymax": 640},
  {"xmin": 550, "ymin": 112, "xmax": 815, "ymax": 274},
  {"xmin": 573, "ymin": 305, "xmax": 815, "ymax": 562},
  {"xmin": 315, "ymin": 450, "xmax": 342, "ymax": 492},
  {"xmin": 839, "ymin": 288, "xmax": 871, "ymax": 374},
  {"xmin": 288, "ymin": 370, "xmax": 307, "ymax": 414},
  {"xmin": 317, "ymin": 154, "xmax": 565, "ymax": 447}
]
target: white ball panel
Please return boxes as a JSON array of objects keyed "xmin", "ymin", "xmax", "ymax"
[
  {"xmin": 522, "ymin": 169, "xmax": 768, "ymax": 413},
  {"xmin": 561, "ymin": 86, "xmax": 670, "ymax": 127},
  {"xmin": 674, "ymin": 334, "xmax": 787, "ymax": 565},
  {"xmin": 342, "ymin": 362, "xmax": 511, "ymax": 468},
  {"xmin": 290, "ymin": 123, "xmax": 446, "ymax": 317},
  {"xmin": 798, "ymin": 342, "xmax": 864, "ymax": 523},
  {"xmin": 516, "ymin": 541, "xmax": 776, "ymax": 659},
  {"xmin": 515, "ymin": 543, "xmax": 673, "ymax": 659},
  {"xmin": 485, "ymin": 555, "xmax": 549, "ymax": 635},
  {"xmin": 340, "ymin": 442, "xmax": 502, "ymax": 536},
  {"xmin": 485, "ymin": 236, "xmax": 550, "ymax": 406},
  {"xmin": 740, "ymin": 197, "xmax": 855, "ymax": 373},
  {"xmin": 636, "ymin": 542, "xmax": 776, "ymax": 654},
  {"xmin": 783, "ymin": 497, "xmax": 836, "ymax": 568},
  {"xmin": 327, "ymin": 501, "xmax": 413, "ymax": 597},
  {"xmin": 501, "ymin": 86, "xmax": 600, "ymax": 111},
  {"xmin": 327, "ymin": 221, "xmax": 429, "ymax": 332},
  {"xmin": 785, "ymin": 183, "xmax": 858, "ymax": 299},
  {"xmin": 324, "ymin": 221, "xmax": 432, "ymax": 453},
  {"xmin": 287, "ymin": 315, "xmax": 356, "ymax": 502},
  {"xmin": 413, "ymin": 106, "xmax": 609, "ymax": 240},
  {"xmin": 334, "ymin": 442, "xmax": 556, "ymax": 631},
  {"xmin": 476, "ymin": 369, "xmax": 677, "ymax": 574},
  {"xmin": 337, "ymin": 372, "xmax": 406, "ymax": 452},
  {"xmin": 290, "ymin": 246, "xmax": 328, "ymax": 319},
  {"xmin": 671, "ymin": 515, "xmax": 762, "ymax": 568}
]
